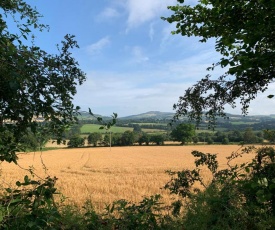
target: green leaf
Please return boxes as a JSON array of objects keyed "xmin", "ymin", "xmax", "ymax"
[
  {"xmin": 16, "ymin": 181, "xmax": 21, "ymax": 186},
  {"xmin": 24, "ymin": 175, "xmax": 30, "ymax": 184},
  {"xmin": 9, "ymin": 198, "xmax": 22, "ymax": 204},
  {"xmin": 5, "ymin": 188, "xmax": 12, "ymax": 193}
]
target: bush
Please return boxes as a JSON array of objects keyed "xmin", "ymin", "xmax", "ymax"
[
  {"xmin": 0, "ymin": 176, "xmax": 60, "ymax": 229},
  {"xmin": 164, "ymin": 146, "xmax": 275, "ymax": 229}
]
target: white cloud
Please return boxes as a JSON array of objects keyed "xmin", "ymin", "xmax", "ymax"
[
  {"xmin": 125, "ymin": 0, "xmax": 175, "ymax": 30},
  {"xmin": 86, "ymin": 37, "xmax": 110, "ymax": 55},
  {"xmin": 97, "ymin": 7, "xmax": 120, "ymax": 21},
  {"xmin": 73, "ymin": 53, "xmax": 215, "ymax": 116},
  {"xmin": 75, "ymin": 66, "xmax": 275, "ymax": 117},
  {"xmin": 149, "ymin": 22, "xmax": 155, "ymax": 41},
  {"xmin": 131, "ymin": 46, "xmax": 149, "ymax": 63}
]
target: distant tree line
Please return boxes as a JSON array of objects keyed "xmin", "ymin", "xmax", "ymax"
[
  {"xmin": 65, "ymin": 123, "xmax": 275, "ymax": 148},
  {"xmin": 16, "ymin": 121, "xmax": 274, "ymax": 149},
  {"xmin": 196, "ymin": 128, "xmax": 264, "ymax": 145},
  {"xmin": 16, "ymin": 122, "xmax": 275, "ymax": 149},
  {"xmin": 66, "ymin": 130, "xmax": 168, "ymax": 148}
]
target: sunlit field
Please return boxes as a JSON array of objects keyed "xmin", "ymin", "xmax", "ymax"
[
  {"xmin": 0, "ymin": 145, "xmax": 257, "ymax": 212},
  {"xmin": 81, "ymin": 124, "xmax": 133, "ymax": 133}
]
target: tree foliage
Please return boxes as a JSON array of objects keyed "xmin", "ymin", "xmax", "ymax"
[
  {"xmin": 0, "ymin": 0, "xmax": 86, "ymax": 162},
  {"xmin": 138, "ymin": 132, "xmax": 150, "ymax": 145},
  {"xmin": 163, "ymin": 0, "xmax": 275, "ymax": 126},
  {"xmin": 67, "ymin": 136, "xmax": 85, "ymax": 148},
  {"xmin": 133, "ymin": 124, "xmax": 142, "ymax": 132},
  {"xmin": 121, "ymin": 130, "xmax": 137, "ymax": 146},
  {"xmin": 87, "ymin": 132, "xmax": 102, "ymax": 146},
  {"xmin": 243, "ymin": 127, "xmax": 257, "ymax": 144},
  {"xmin": 264, "ymin": 130, "xmax": 275, "ymax": 143},
  {"xmin": 170, "ymin": 123, "xmax": 195, "ymax": 144},
  {"xmin": 150, "ymin": 134, "xmax": 165, "ymax": 145}
]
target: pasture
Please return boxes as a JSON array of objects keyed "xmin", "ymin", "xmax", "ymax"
[
  {"xmin": 0, "ymin": 145, "xmax": 256, "ymax": 212},
  {"xmin": 81, "ymin": 124, "xmax": 133, "ymax": 133}
]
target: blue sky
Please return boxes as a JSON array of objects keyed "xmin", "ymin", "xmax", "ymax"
[{"xmin": 22, "ymin": 0, "xmax": 275, "ymax": 117}]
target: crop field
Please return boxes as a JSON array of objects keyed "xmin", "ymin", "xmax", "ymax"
[
  {"xmin": 140, "ymin": 128, "xmax": 166, "ymax": 134},
  {"xmin": 0, "ymin": 145, "xmax": 257, "ymax": 212},
  {"xmin": 81, "ymin": 124, "xmax": 133, "ymax": 133}
]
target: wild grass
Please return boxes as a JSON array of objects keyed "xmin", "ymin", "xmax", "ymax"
[{"xmin": 0, "ymin": 145, "xmax": 255, "ymax": 212}]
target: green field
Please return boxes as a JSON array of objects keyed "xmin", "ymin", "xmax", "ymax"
[
  {"xmin": 81, "ymin": 124, "xmax": 133, "ymax": 133},
  {"xmin": 133, "ymin": 122, "xmax": 168, "ymax": 126},
  {"xmin": 231, "ymin": 121, "xmax": 258, "ymax": 125},
  {"xmin": 81, "ymin": 124, "xmax": 167, "ymax": 134}
]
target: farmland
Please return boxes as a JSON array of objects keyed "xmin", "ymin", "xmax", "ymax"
[
  {"xmin": 0, "ymin": 145, "xmax": 256, "ymax": 212},
  {"xmin": 81, "ymin": 124, "xmax": 133, "ymax": 133}
]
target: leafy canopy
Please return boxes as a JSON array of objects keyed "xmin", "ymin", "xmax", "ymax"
[
  {"xmin": 163, "ymin": 0, "xmax": 275, "ymax": 126},
  {"xmin": 170, "ymin": 123, "xmax": 195, "ymax": 144},
  {"xmin": 0, "ymin": 0, "xmax": 86, "ymax": 163}
]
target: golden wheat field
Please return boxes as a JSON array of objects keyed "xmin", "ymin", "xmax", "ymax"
[{"xmin": 0, "ymin": 145, "xmax": 257, "ymax": 212}]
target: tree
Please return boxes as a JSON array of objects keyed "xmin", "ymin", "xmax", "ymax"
[
  {"xmin": 67, "ymin": 136, "xmax": 85, "ymax": 148},
  {"xmin": 162, "ymin": 3, "xmax": 275, "ymax": 227},
  {"xmin": 87, "ymin": 133, "xmax": 102, "ymax": 146},
  {"xmin": 192, "ymin": 136, "xmax": 199, "ymax": 144},
  {"xmin": 206, "ymin": 136, "xmax": 213, "ymax": 145},
  {"xmin": 19, "ymin": 130, "xmax": 40, "ymax": 151},
  {"xmin": 222, "ymin": 137, "xmax": 229, "ymax": 145},
  {"xmin": 64, "ymin": 124, "xmax": 82, "ymax": 139},
  {"xmin": 228, "ymin": 130, "xmax": 243, "ymax": 143},
  {"xmin": 264, "ymin": 130, "xmax": 275, "ymax": 143},
  {"xmin": 111, "ymin": 133, "xmax": 123, "ymax": 146},
  {"xmin": 121, "ymin": 131, "xmax": 136, "ymax": 146},
  {"xmin": 0, "ymin": 1, "xmax": 86, "ymax": 163},
  {"xmin": 133, "ymin": 124, "xmax": 142, "ymax": 132},
  {"xmin": 150, "ymin": 134, "xmax": 165, "ymax": 145},
  {"xmin": 162, "ymin": 1, "xmax": 275, "ymax": 126},
  {"xmin": 138, "ymin": 132, "xmax": 150, "ymax": 145},
  {"xmin": 170, "ymin": 123, "xmax": 195, "ymax": 144},
  {"xmin": 213, "ymin": 131, "xmax": 228, "ymax": 143},
  {"xmin": 243, "ymin": 128, "xmax": 257, "ymax": 144}
]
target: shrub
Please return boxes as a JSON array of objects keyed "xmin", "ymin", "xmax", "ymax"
[
  {"xmin": 0, "ymin": 176, "xmax": 61, "ymax": 229},
  {"xmin": 164, "ymin": 146, "xmax": 275, "ymax": 229}
]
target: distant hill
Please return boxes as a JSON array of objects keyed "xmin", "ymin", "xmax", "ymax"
[
  {"xmin": 120, "ymin": 111, "xmax": 175, "ymax": 120},
  {"xmin": 78, "ymin": 111, "xmax": 175, "ymax": 121},
  {"xmin": 77, "ymin": 110, "xmax": 275, "ymax": 130},
  {"xmin": 78, "ymin": 110, "xmax": 275, "ymax": 121},
  {"xmin": 77, "ymin": 111, "xmax": 112, "ymax": 120}
]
